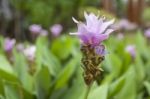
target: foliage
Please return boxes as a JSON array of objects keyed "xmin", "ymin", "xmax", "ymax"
[{"xmin": 0, "ymin": 30, "xmax": 150, "ymax": 99}]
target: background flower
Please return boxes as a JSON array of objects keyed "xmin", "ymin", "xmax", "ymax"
[
  {"xmin": 40, "ymin": 29, "xmax": 48, "ymax": 36},
  {"xmin": 125, "ymin": 45, "xmax": 136, "ymax": 57},
  {"xmin": 50, "ymin": 24, "xmax": 63, "ymax": 37},
  {"xmin": 144, "ymin": 28, "xmax": 150, "ymax": 38},
  {"xmin": 4, "ymin": 38, "xmax": 16, "ymax": 52},
  {"xmin": 23, "ymin": 45, "xmax": 36, "ymax": 61},
  {"xmin": 29, "ymin": 24, "xmax": 42, "ymax": 34}
]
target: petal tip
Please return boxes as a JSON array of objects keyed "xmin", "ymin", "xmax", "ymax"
[{"xmin": 72, "ymin": 17, "xmax": 79, "ymax": 23}]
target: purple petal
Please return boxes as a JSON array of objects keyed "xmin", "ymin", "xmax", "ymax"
[
  {"xmin": 79, "ymin": 34, "xmax": 90, "ymax": 44},
  {"xmin": 50, "ymin": 24, "xmax": 63, "ymax": 36},
  {"xmin": 94, "ymin": 45, "xmax": 106, "ymax": 56},
  {"xmin": 77, "ymin": 23, "xmax": 87, "ymax": 33},
  {"xmin": 125, "ymin": 45, "xmax": 136, "ymax": 57},
  {"xmin": 96, "ymin": 34, "xmax": 109, "ymax": 43},
  {"xmin": 4, "ymin": 38, "xmax": 16, "ymax": 52},
  {"xmin": 105, "ymin": 29, "xmax": 114, "ymax": 35},
  {"xmin": 72, "ymin": 17, "xmax": 79, "ymax": 23},
  {"xmin": 99, "ymin": 19, "xmax": 115, "ymax": 34},
  {"xmin": 29, "ymin": 24, "xmax": 42, "ymax": 34}
]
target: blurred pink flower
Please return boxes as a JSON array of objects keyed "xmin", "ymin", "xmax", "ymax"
[
  {"xmin": 144, "ymin": 28, "xmax": 150, "ymax": 38},
  {"xmin": 40, "ymin": 29, "xmax": 48, "ymax": 36},
  {"xmin": 113, "ymin": 19, "xmax": 137, "ymax": 31},
  {"xmin": 29, "ymin": 24, "xmax": 42, "ymax": 34},
  {"xmin": 23, "ymin": 45, "xmax": 36, "ymax": 61},
  {"xmin": 125, "ymin": 45, "xmax": 136, "ymax": 57},
  {"xmin": 70, "ymin": 12, "xmax": 114, "ymax": 46},
  {"xmin": 50, "ymin": 24, "xmax": 63, "ymax": 36},
  {"xmin": 4, "ymin": 38, "xmax": 16, "ymax": 52}
]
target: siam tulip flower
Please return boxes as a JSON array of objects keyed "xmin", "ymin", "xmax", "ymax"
[
  {"xmin": 23, "ymin": 45, "xmax": 36, "ymax": 61},
  {"xmin": 144, "ymin": 28, "xmax": 150, "ymax": 38},
  {"xmin": 4, "ymin": 38, "xmax": 16, "ymax": 52},
  {"xmin": 29, "ymin": 24, "xmax": 42, "ymax": 34},
  {"xmin": 70, "ymin": 12, "xmax": 114, "ymax": 46},
  {"xmin": 70, "ymin": 12, "xmax": 114, "ymax": 86},
  {"xmin": 125, "ymin": 45, "xmax": 136, "ymax": 58},
  {"xmin": 50, "ymin": 24, "xmax": 63, "ymax": 37},
  {"xmin": 40, "ymin": 29, "xmax": 48, "ymax": 36}
]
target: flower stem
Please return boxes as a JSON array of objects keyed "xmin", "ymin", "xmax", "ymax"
[{"xmin": 84, "ymin": 83, "xmax": 93, "ymax": 99}]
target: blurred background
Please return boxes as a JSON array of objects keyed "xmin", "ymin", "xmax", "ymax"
[{"xmin": 0, "ymin": 0, "xmax": 150, "ymax": 99}]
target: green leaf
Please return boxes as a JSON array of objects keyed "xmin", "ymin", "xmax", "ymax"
[
  {"xmin": 0, "ymin": 79, "xmax": 4, "ymax": 96},
  {"xmin": 36, "ymin": 37, "xmax": 61, "ymax": 76},
  {"xmin": 112, "ymin": 66, "xmax": 136, "ymax": 99},
  {"xmin": 4, "ymin": 81, "xmax": 34, "ymax": 99},
  {"xmin": 134, "ymin": 53, "xmax": 145, "ymax": 82},
  {"xmin": 13, "ymin": 51, "xmax": 34, "ymax": 93},
  {"xmin": 51, "ymin": 35, "xmax": 76, "ymax": 60},
  {"xmin": 0, "ymin": 55, "xmax": 14, "ymax": 75},
  {"xmin": 54, "ymin": 58, "xmax": 78, "ymax": 89},
  {"xmin": 88, "ymin": 84, "xmax": 108, "ymax": 99},
  {"xmin": 144, "ymin": 81, "xmax": 150, "ymax": 95},
  {"xmin": 0, "ymin": 95, "xmax": 5, "ymax": 99},
  {"xmin": 136, "ymin": 31, "xmax": 149, "ymax": 59},
  {"xmin": 35, "ymin": 66, "xmax": 51, "ymax": 99},
  {"xmin": 108, "ymin": 76, "xmax": 125, "ymax": 98},
  {"xmin": 104, "ymin": 53, "xmax": 122, "ymax": 78},
  {"xmin": 4, "ymin": 82, "xmax": 21, "ymax": 99},
  {"xmin": 42, "ymin": 48, "xmax": 61, "ymax": 76}
]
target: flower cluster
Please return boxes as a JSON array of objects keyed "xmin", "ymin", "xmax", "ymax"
[
  {"xmin": 4, "ymin": 38, "xmax": 16, "ymax": 52},
  {"xmin": 113, "ymin": 19, "xmax": 137, "ymax": 31},
  {"xmin": 29, "ymin": 24, "xmax": 48, "ymax": 37},
  {"xmin": 29, "ymin": 24, "xmax": 63, "ymax": 38},
  {"xmin": 70, "ymin": 12, "xmax": 114, "ymax": 85}
]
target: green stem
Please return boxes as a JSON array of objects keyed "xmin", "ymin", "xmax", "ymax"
[{"xmin": 84, "ymin": 83, "xmax": 93, "ymax": 99}]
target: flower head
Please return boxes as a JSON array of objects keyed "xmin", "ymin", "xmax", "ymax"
[
  {"xmin": 29, "ymin": 24, "xmax": 42, "ymax": 34},
  {"xmin": 70, "ymin": 12, "xmax": 115, "ymax": 85},
  {"xmin": 113, "ymin": 19, "xmax": 137, "ymax": 31},
  {"xmin": 70, "ymin": 12, "xmax": 114, "ymax": 46},
  {"xmin": 144, "ymin": 28, "xmax": 150, "ymax": 38},
  {"xmin": 23, "ymin": 45, "xmax": 36, "ymax": 61},
  {"xmin": 50, "ymin": 24, "xmax": 63, "ymax": 37},
  {"xmin": 94, "ymin": 45, "xmax": 106, "ymax": 56},
  {"xmin": 40, "ymin": 29, "xmax": 48, "ymax": 36},
  {"xmin": 125, "ymin": 45, "xmax": 136, "ymax": 58},
  {"xmin": 4, "ymin": 38, "xmax": 16, "ymax": 52}
]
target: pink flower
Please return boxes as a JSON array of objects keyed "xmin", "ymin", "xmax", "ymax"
[
  {"xmin": 40, "ymin": 29, "xmax": 48, "ymax": 36},
  {"xmin": 50, "ymin": 24, "xmax": 63, "ymax": 36},
  {"xmin": 113, "ymin": 19, "xmax": 137, "ymax": 31},
  {"xmin": 23, "ymin": 45, "xmax": 36, "ymax": 61},
  {"xmin": 29, "ymin": 24, "xmax": 42, "ymax": 34},
  {"xmin": 125, "ymin": 45, "xmax": 136, "ymax": 57},
  {"xmin": 70, "ymin": 12, "xmax": 114, "ymax": 46},
  {"xmin": 4, "ymin": 38, "xmax": 16, "ymax": 52},
  {"xmin": 144, "ymin": 28, "xmax": 150, "ymax": 38}
]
